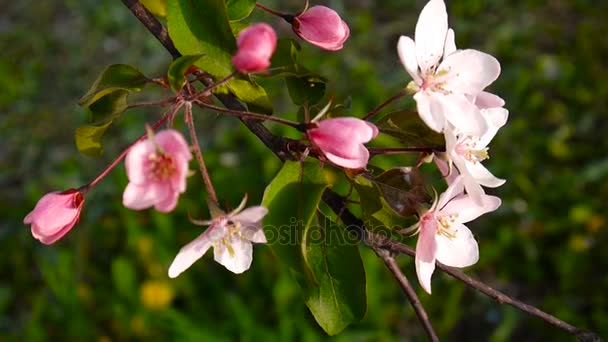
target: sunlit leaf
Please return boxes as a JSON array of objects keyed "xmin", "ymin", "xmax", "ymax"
[
  {"xmin": 167, "ymin": 54, "xmax": 204, "ymax": 93},
  {"xmin": 74, "ymin": 120, "xmax": 114, "ymax": 157},
  {"xmin": 141, "ymin": 0, "xmax": 167, "ymax": 17},
  {"xmin": 79, "ymin": 64, "xmax": 148, "ymax": 108},
  {"xmin": 226, "ymin": 0, "xmax": 256, "ymax": 21}
]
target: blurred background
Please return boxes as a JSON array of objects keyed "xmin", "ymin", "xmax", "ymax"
[{"xmin": 2, "ymin": 0, "xmax": 607, "ymax": 340}]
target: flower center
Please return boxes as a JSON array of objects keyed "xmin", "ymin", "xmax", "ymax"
[
  {"xmin": 456, "ymin": 137, "xmax": 489, "ymax": 163},
  {"xmin": 436, "ymin": 213, "xmax": 459, "ymax": 240},
  {"xmin": 147, "ymin": 152, "xmax": 176, "ymax": 181}
]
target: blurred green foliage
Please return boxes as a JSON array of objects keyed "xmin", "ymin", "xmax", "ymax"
[{"xmin": 2, "ymin": 0, "xmax": 607, "ymax": 340}]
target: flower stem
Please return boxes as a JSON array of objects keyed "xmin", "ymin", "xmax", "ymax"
[
  {"xmin": 369, "ymin": 146, "xmax": 444, "ymax": 156},
  {"xmin": 184, "ymin": 102, "xmax": 218, "ymax": 205},
  {"xmin": 362, "ymin": 90, "xmax": 408, "ymax": 121},
  {"xmin": 194, "ymin": 101, "xmax": 307, "ymax": 131},
  {"xmin": 82, "ymin": 104, "xmax": 179, "ymax": 192},
  {"xmin": 255, "ymin": 3, "xmax": 289, "ymax": 19}
]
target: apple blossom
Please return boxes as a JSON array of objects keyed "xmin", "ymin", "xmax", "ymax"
[
  {"xmin": 308, "ymin": 117, "xmax": 378, "ymax": 169},
  {"xmin": 232, "ymin": 23, "xmax": 277, "ymax": 73},
  {"xmin": 23, "ymin": 189, "xmax": 85, "ymax": 245},
  {"xmin": 168, "ymin": 196, "xmax": 268, "ymax": 277},
  {"xmin": 291, "ymin": 6, "xmax": 350, "ymax": 51},
  {"xmin": 123, "ymin": 129, "xmax": 192, "ymax": 213},
  {"xmin": 413, "ymin": 177, "xmax": 501, "ymax": 294},
  {"xmin": 397, "ymin": 0, "xmax": 501, "ymax": 136}
]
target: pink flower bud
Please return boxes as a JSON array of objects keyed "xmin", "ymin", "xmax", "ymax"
[
  {"xmin": 292, "ymin": 6, "xmax": 350, "ymax": 51},
  {"xmin": 232, "ymin": 23, "xmax": 277, "ymax": 73},
  {"xmin": 308, "ymin": 117, "xmax": 378, "ymax": 169},
  {"xmin": 23, "ymin": 189, "xmax": 85, "ymax": 245}
]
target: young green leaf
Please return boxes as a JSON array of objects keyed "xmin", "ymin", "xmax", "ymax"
[
  {"xmin": 74, "ymin": 120, "xmax": 114, "ymax": 157},
  {"xmin": 88, "ymin": 90, "xmax": 129, "ymax": 123},
  {"xmin": 226, "ymin": 0, "xmax": 256, "ymax": 21},
  {"xmin": 79, "ymin": 64, "xmax": 148, "ymax": 108},
  {"xmin": 167, "ymin": 54, "xmax": 204, "ymax": 93},
  {"xmin": 303, "ymin": 213, "xmax": 367, "ymax": 335},
  {"xmin": 376, "ymin": 110, "xmax": 445, "ymax": 147}
]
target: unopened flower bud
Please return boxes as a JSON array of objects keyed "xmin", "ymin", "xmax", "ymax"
[
  {"xmin": 23, "ymin": 189, "xmax": 85, "ymax": 244},
  {"xmin": 291, "ymin": 6, "xmax": 350, "ymax": 51},
  {"xmin": 232, "ymin": 23, "xmax": 277, "ymax": 73}
]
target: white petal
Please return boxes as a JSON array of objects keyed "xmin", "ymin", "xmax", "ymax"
[
  {"xmin": 436, "ymin": 94, "xmax": 487, "ymax": 137},
  {"xmin": 439, "ymin": 49, "xmax": 501, "ymax": 95},
  {"xmin": 168, "ymin": 227, "xmax": 219, "ymax": 278},
  {"xmin": 466, "ymin": 162, "xmax": 506, "ymax": 188},
  {"xmin": 214, "ymin": 237, "xmax": 253, "ymax": 274},
  {"xmin": 462, "ymin": 173, "xmax": 486, "ymax": 205},
  {"xmin": 475, "ymin": 92, "xmax": 505, "ymax": 109},
  {"xmin": 415, "ymin": 220, "xmax": 438, "ymax": 294},
  {"xmin": 414, "ymin": 92, "xmax": 445, "ymax": 133},
  {"xmin": 437, "ymin": 174, "xmax": 465, "ymax": 209},
  {"xmin": 397, "ymin": 36, "xmax": 422, "ymax": 85},
  {"xmin": 239, "ymin": 221, "xmax": 267, "ymax": 243},
  {"xmin": 415, "ymin": 0, "xmax": 448, "ymax": 74},
  {"xmin": 435, "ymin": 223, "xmax": 478, "ymax": 267},
  {"xmin": 441, "ymin": 194, "xmax": 501, "ymax": 223},
  {"xmin": 444, "ymin": 28, "xmax": 456, "ymax": 56},
  {"xmin": 231, "ymin": 206, "xmax": 268, "ymax": 224}
]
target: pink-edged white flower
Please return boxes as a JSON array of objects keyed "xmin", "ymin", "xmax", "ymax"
[
  {"xmin": 123, "ymin": 129, "xmax": 192, "ymax": 213},
  {"xmin": 291, "ymin": 6, "xmax": 350, "ymax": 51},
  {"xmin": 23, "ymin": 189, "xmax": 85, "ymax": 245},
  {"xmin": 232, "ymin": 23, "xmax": 277, "ymax": 73},
  {"xmin": 413, "ymin": 176, "xmax": 501, "ymax": 294},
  {"xmin": 397, "ymin": 0, "xmax": 501, "ymax": 136},
  {"xmin": 443, "ymin": 92, "xmax": 509, "ymax": 203},
  {"xmin": 168, "ymin": 196, "xmax": 268, "ymax": 277},
  {"xmin": 308, "ymin": 117, "xmax": 378, "ymax": 169}
]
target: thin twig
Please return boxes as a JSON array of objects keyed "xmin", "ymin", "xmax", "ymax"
[
  {"xmin": 194, "ymin": 100, "xmax": 304, "ymax": 129},
  {"xmin": 373, "ymin": 246, "xmax": 439, "ymax": 342},
  {"xmin": 362, "ymin": 90, "xmax": 407, "ymax": 121}
]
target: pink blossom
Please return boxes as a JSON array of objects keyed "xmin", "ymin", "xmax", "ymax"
[
  {"xmin": 23, "ymin": 189, "xmax": 85, "ymax": 245},
  {"xmin": 232, "ymin": 23, "xmax": 277, "ymax": 73},
  {"xmin": 413, "ymin": 177, "xmax": 501, "ymax": 294},
  {"xmin": 397, "ymin": 0, "xmax": 501, "ymax": 136},
  {"xmin": 168, "ymin": 196, "xmax": 268, "ymax": 277},
  {"xmin": 308, "ymin": 117, "xmax": 378, "ymax": 169},
  {"xmin": 291, "ymin": 6, "xmax": 350, "ymax": 51},
  {"xmin": 123, "ymin": 129, "xmax": 192, "ymax": 213}
]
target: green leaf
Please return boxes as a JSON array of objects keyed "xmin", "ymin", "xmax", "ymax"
[
  {"xmin": 74, "ymin": 120, "xmax": 114, "ymax": 157},
  {"xmin": 373, "ymin": 167, "xmax": 431, "ymax": 217},
  {"xmin": 168, "ymin": 54, "xmax": 204, "ymax": 93},
  {"xmin": 221, "ymin": 77, "xmax": 273, "ymax": 114},
  {"xmin": 261, "ymin": 161, "xmax": 329, "ymax": 285},
  {"xmin": 79, "ymin": 64, "xmax": 148, "ymax": 108},
  {"xmin": 141, "ymin": 0, "xmax": 167, "ymax": 17},
  {"xmin": 304, "ymin": 214, "xmax": 367, "ymax": 335},
  {"xmin": 286, "ymin": 75, "xmax": 326, "ymax": 106},
  {"xmin": 376, "ymin": 110, "xmax": 445, "ymax": 147},
  {"xmin": 167, "ymin": 0, "xmax": 236, "ymax": 78},
  {"xmin": 226, "ymin": 0, "xmax": 256, "ymax": 21},
  {"xmin": 88, "ymin": 90, "xmax": 129, "ymax": 123}
]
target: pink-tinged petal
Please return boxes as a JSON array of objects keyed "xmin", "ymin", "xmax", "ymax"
[
  {"xmin": 24, "ymin": 190, "xmax": 84, "ymax": 245},
  {"xmin": 240, "ymin": 222, "xmax": 267, "ymax": 243},
  {"xmin": 232, "ymin": 23, "xmax": 277, "ymax": 73},
  {"xmin": 475, "ymin": 92, "xmax": 505, "ymax": 109},
  {"xmin": 437, "ymin": 94, "xmax": 488, "ymax": 137},
  {"xmin": 443, "ymin": 28, "xmax": 456, "ymax": 56},
  {"xmin": 231, "ymin": 206, "xmax": 268, "ymax": 224},
  {"xmin": 466, "ymin": 162, "xmax": 506, "ymax": 188},
  {"xmin": 415, "ymin": 219, "xmax": 438, "ymax": 294},
  {"xmin": 414, "ymin": 92, "xmax": 445, "ymax": 133},
  {"xmin": 156, "ymin": 129, "xmax": 192, "ymax": 161},
  {"xmin": 397, "ymin": 36, "xmax": 422, "ymax": 85},
  {"xmin": 125, "ymin": 139, "xmax": 155, "ymax": 184},
  {"xmin": 462, "ymin": 172, "xmax": 486, "ymax": 205},
  {"xmin": 154, "ymin": 190, "xmax": 179, "ymax": 213},
  {"xmin": 434, "ymin": 223, "xmax": 479, "ymax": 267},
  {"xmin": 433, "ymin": 155, "xmax": 459, "ymax": 186},
  {"xmin": 325, "ymin": 145, "xmax": 370, "ymax": 169},
  {"xmin": 214, "ymin": 237, "xmax": 253, "ymax": 274},
  {"xmin": 293, "ymin": 6, "xmax": 349, "ymax": 51},
  {"xmin": 170, "ymin": 154, "xmax": 190, "ymax": 194},
  {"xmin": 439, "ymin": 49, "xmax": 501, "ymax": 95},
  {"xmin": 168, "ymin": 226, "xmax": 225, "ymax": 278},
  {"xmin": 314, "ymin": 117, "xmax": 378, "ymax": 143},
  {"xmin": 122, "ymin": 182, "xmax": 170, "ymax": 210},
  {"xmin": 436, "ymin": 175, "xmax": 465, "ymax": 209},
  {"xmin": 441, "ymin": 194, "xmax": 501, "ymax": 223},
  {"xmin": 415, "ymin": 0, "xmax": 448, "ymax": 74}
]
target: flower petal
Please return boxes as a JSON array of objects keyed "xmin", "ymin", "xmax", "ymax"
[
  {"xmin": 466, "ymin": 162, "xmax": 506, "ymax": 188},
  {"xmin": 124, "ymin": 139, "xmax": 155, "ymax": 184},
  {"xmin": 441, "ymin": 194, "xmax": 501, "ymax": 223},
  {"xmin": 444, "ymin": 28, "xmax": 456, "ymax": 56},
  {"xmin": 154, "ymin": 190, "xmax": 180, "ymax": 213},
  {"xmin": 155, "ymin": 129, "xmax": 192, "ymax": 161},
  {"xmin": 231, "ymin": 206, "xmax": 268, "ymax": 224},
  {"xmin": 415, "ymin": 0, "xmax": 448, "ymax": 74},
  {"xmin": 324, "ymin": 144, "xmax": 370, "ymax": 169},
  {"xmin": 438, "ymin": 94, "xmax": 488, "ymax": 137},
  {"xmin": 415, "ymin": 219, "xmax": 438, "ymax": 294},
  {"xmin": 214, "ymin": 237, "xmax": 253, "ymax": 274},
  {"xmin": 240, "ymin": 222, "xmax": 267, "ymax": 243},
  {"xmin": 434, "ymin": 223, "xmax": 479, "ymax": 267},
  {"xmin": 439, "ymin": 49, "xmax": 501, "ymax": 95},
  {"xmin": 122, "ymin": 182, "xmax": 170, "ymax": 210},
  {"xmin": 414, "ymin": 91, "xmax": 445, "ymax": 133},
  {"xmin": 436, "ymin": 174, "xmax": 465, "ymax": 209},
  {"xmin": 167, "ymin": 226, "xmax": 223, "ymax": 278},
  {"xmin": 397, "ymin": 36, "xmax": 422, "ymax": 85},
  {"xmin": 475, "ymin": 92, "xmax": 505, "ymax": 109}
]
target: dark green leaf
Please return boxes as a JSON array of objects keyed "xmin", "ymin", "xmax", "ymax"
[
  {"xmin": 167, "ymin": 0, "xmax": 236, "ymax": 78},
  {"xmin": 79, "ymin": 64, "xmax": 148, "ymax": 108},
  {"xmin": 261, "ymin": 161, "xmax": 329, "ymax": 285},
  {"xmin": 376, "ymin": 110, "xmax": 445, "ymax": 147},
  {"xmin": 286, "ymin": 75, "xmax": 326, "ymax": 106},
  {"xmin": 168, "ymin": 54, "xmax": 204, "ymax": 93},
  {"xmin": 226, "ymin": 0, "xmax": 256, "ymax": 21},
  {"xmin": 304, "ymin": 213, "xmax": 367, "ymax": 335},
  {"xmin": 74, "ymin": 120, "xmax": 113, "ymax": 157},
  {"xmin": 88, "ymin": 90, "xmax": 128, "ymax": 123},
  {"xmin": 373, "ymin": 167, "xmax": 431, "ymax": 217}
]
